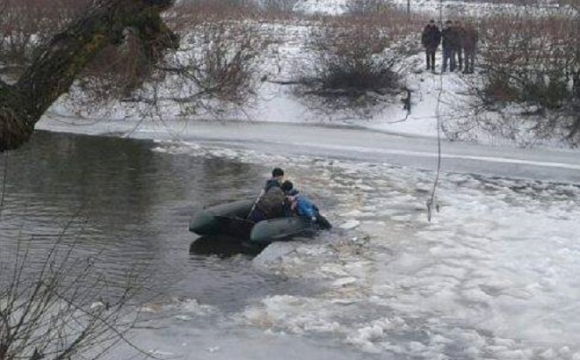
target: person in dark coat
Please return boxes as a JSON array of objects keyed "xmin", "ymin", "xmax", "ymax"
[
  {"xmin": 454, "ymin": 20, "xmax": 464, "ymax": 71},
  {"xmin": 421, "ymin": 19, "xmax": 441, "ymax": 71},
  {"xmin": 248, "ymin": 167, "xmax": 285, "ymax": 221},
  {"xmin": 249, "ymin": 179, "xmax": 293, "ymax": 223},
  {"xmin": 264, "ymin": 167, "xmax": 285, "ymax": 191},
  {"xmin": 441, "ymin": 20, "xmax": 458, "ymax": 72},
  {"xmin": 460, "ymin": 23, "xmax": 479, "ymax": 74}
]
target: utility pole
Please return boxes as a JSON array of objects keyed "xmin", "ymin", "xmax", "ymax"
[{"xmin": 407, "ymin": 0, "xmax": 411, "ymax": 16}]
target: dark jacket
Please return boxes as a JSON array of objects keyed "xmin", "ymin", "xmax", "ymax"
[
  {"xmin": 461, "ymin": 26, "xmax": 479, "ymax": 52},
  {"xmin": 264, "ymin": 178, "xmax": 281, "ymax": 192},
  {"xmin": 256, "ymin": 187, "xmax": 286, "ymax": 219},
  {"xmin": 421, "ymin": 24, "xmax": 441, "ymax": 50},
  {"xmin": 441, "ymin": 26, "xmax": 460, "ymax": 50}
]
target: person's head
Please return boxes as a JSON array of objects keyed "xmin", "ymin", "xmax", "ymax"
[
  {"xmin": 285, "ymin": 188, "xmax": 299, "ymax": 203},
  {"xmin": 272, "ymin": 167, "xmax": 284, "ymax": 181},
  {"xmin": 287, "ymin": 189, "xmax": 299, "ymax": 196},
  {"xmin": 281, "ymin": 180, "xmax": 293, "ymax": 193},
  {"xmin": 445, "ymin": 20, "xmax": 453, "ymax": 27},
  {"xmin": 429, "ymin": 19, "xmax": 435, "ymax": 25}
]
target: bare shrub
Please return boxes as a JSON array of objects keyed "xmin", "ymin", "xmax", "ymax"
[
  {"xmin": 59, "ymin": 1, "xmax": 274, "ymax": 118},
  {"xmin": 180, "ymin": 22, "xmax": 265, "ymax": 104},
  {"xmin": 294, "ymin": 13, "xmax": 411, "ymax": 113},
  {"xmin": 468, "ymin": 9, "xmax": 580, "ymax": 144},
  {"xmin": 0, "ymin": 0, "xmax": 91, "ymax": 74},
  {"xmin": 126, "ymin": 18, "xmax": 273, "ymax": 117},
  {"xmin": 172, "ymin": 0, "xmax": 302, "ymax": 24},
  {"xmin": 0, "ymin": 234, "xmax": 140, "ymax": 360},
  {"xmin": 259, "ymin": 0, "xmax": 298, "ymax": 13},
  {"xmin": 348, "ymin": 0, "xmax": 384, "ymax": 15},
  {"xmin": 170, "ymin": 0, "xmax": 295, "ymax": 23},
  {"xmin": 66, "ymin": 30, "xmax": 162, "ymax": 113},
  {"xmin": 477, "ymin": 13, "xmax": 576, "ymax": 108},
  {"xmin": 171, "ymin": 0, "xmax": 256, "ymax": 22}
]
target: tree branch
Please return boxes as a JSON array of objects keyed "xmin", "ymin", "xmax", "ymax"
[{"xmin": 0, "ymin": 0, "xmax": 178, "ymax": 152}]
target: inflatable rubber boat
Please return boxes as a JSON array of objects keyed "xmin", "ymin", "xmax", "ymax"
[{"xmin": 189, "ymin": 199, "xmax": 330, "ymax": 244}]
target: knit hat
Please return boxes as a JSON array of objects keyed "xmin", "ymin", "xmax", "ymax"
[{"xmin": 281, "ymin": 180, "xmax": 293, "ymax": 193}]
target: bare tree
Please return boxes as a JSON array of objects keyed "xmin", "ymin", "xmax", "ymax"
[
  {"xmin": 0, "ymin": 0, "xmax": 179, "ymax": 152},
  {"xmin": 0, "ymin": 0, "xmax": 92, "ymax": 72}
]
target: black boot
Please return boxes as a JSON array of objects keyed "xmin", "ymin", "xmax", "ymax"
[{"xmin": 315, "ymin": 214, "xmax": 332, "ymax": 230}]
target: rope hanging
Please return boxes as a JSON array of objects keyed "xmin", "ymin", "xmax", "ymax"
[{"xmin": 427, "ymin": 65, "xmax": 444, "ymax": 222}]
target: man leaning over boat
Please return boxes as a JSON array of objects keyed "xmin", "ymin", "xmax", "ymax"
[
  {"xmin": 249, "ymin": 172, "xmax": 332, "ymax": 229},
  {"xmin": 248, "ymin": 174, "xmax": 293, "ymax": 223},
  {"xmin": 285, "ymin": 187, "xmax": 332, "ymax": 230}
]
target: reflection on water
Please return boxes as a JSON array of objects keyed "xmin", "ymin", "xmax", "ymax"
[
  {"xmin": 0, "ymin": 130, "xmax": 305, "ymax": 311},
  {"xmin": 189, "ymin": 235, "xmax": 266, "ymax": 258}
]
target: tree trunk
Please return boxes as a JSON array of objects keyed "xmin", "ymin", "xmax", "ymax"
[{"xmin": 0, "ymin": 0, "xmax": 178, "ymax": 152}]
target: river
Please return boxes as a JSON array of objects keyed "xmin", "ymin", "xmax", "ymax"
[{"xmin": 2, "ymin": 129, "xmax": 580, "ymax": 360}]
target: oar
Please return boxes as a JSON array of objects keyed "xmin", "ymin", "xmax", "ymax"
[{"xmin": 247, "ymin": 188, "xmax": 265, "ymax": 219}]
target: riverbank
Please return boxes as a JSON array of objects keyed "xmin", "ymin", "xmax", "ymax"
[{"xmin": 38, "ymin": 0, "xmax": 578, "ymax": 153}]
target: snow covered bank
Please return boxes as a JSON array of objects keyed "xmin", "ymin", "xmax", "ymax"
[
  {"xmin": 294, "ymin": 0, "xmax": 572, "ymax": 17},
  {"xmin": 43, "ymin": 46, "xmax": 576, "ymax": 152},
  {"xmin": 39, "ymin": 0, "xmax": 578, "ymax": 152}
]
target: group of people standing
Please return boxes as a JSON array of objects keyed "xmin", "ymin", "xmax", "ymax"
[
  {"xmin": 421, "ymin": 19, "xmax": 479, "ymax": 74},
  {"xmin": 248, "ymin": 168, "xmax": 331, "ymax": 229}
]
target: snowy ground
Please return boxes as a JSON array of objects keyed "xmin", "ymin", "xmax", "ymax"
[
  {"xmin": 43, "ymin": 11, "xmax": 575, "ymax": 152},
  {"xmin": 46, "ymin": 56, "xmax": 556, "ymax": 151},
  {"xmin": 293, "ymin": 0, "xmax": 569, "ymax": 17}
]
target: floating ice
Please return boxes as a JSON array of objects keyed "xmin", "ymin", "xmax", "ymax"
[
  {"xmin": 332, "ymin": 277, "xmax": 357, "ymax": 287},
  {"xmin": 339, "ymin": 220, "xmax": 360, "ymax": 230}
]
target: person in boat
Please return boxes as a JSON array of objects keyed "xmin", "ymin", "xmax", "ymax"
[
  {"xmin": 285, "ymin": 189, "xmax": 332, "ymax": 230},
  {"xmin": 265, "ymin": 167, "xmax": 285, "ymax": 191},
  {"xmin": 249, "ymin": 179, "xmax": 294, "ymax": 223},
  {"xmin": 247, "ymin": 167, "xmax": 285, "ymax": 221}
]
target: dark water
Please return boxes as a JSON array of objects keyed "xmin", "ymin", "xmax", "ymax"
[{"xmin": 0, "ymin": 131, "xmax": 309, "ymax": 312}]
